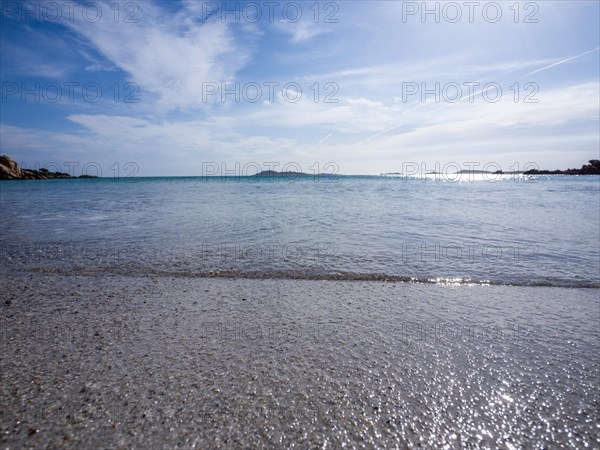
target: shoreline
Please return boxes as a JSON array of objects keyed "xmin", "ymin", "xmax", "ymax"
[
  {"xmin": 10, "ymin": 265, "xmax": 598, "ymax": 289},
  {"xmin": 2, "ymin": 155, "xmax": 599, "ymax": 180}
]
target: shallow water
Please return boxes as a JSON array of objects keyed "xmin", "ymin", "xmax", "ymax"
[{"xmin": 1, "ymin": 175, "xmax": 599, "ymax": 287}]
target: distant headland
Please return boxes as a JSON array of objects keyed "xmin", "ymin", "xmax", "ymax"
[
  {"xmin": 519, "ymin": 159, "xmax": 600, "ymax": 175},
  {"xmin": 253, "ymin": 170, "xmax": 312, "ymax": 177},
  {"xmin": 0, "ymin": 155, "xmax": 98, "ymax": 180},
  {"xmin": 382, "ymin": 159, "xmax": 600, "ymax": 177}
]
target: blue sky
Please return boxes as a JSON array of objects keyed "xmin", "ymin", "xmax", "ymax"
[{"xmin": 1, "ymin": 0, "xmax": 599, "ymax": 175}]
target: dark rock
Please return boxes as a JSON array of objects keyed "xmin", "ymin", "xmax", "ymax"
[
  {"xmin": 0, "ymin": 155, "xmax": 22, "ymax": 179},
  {"xmin": 0, "ymin": 155, "xmax": 98, "ymax": 180},
  {"xmin": 579, "ymin": 159, "xmax": 600, "ymax": 174}
]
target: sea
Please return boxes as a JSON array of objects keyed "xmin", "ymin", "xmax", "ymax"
[{"xmin": 1, "ymin": 174, "xmax": 599, "ymax": 288}]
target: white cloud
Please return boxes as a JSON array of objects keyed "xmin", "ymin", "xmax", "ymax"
[
  {"xmin": 275, "ymin": 19, "xmax": 332, "ymax": 42},
  {"xmin": 57, "ymin": 1, "xmax": 253, "ymax": 111},
  {"xmin": 2, "ymin": 82, "xmax": 597, "ymax": 175}
]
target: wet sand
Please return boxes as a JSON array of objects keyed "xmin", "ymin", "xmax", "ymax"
[{"xmin": 1, "ymin": 273, "xmax": 598, "ymax": 449}]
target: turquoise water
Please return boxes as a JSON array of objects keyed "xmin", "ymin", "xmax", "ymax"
[{"xmin": 1, "ymin": 175, "xmax": 599, "ymax": 287}]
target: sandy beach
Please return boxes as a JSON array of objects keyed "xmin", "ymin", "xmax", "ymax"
[
  {"xmin": 1, "ymin": 272, "xmax": 598, "ymax": 449},
  {"xmin": 2, "ymin": 0, "xmax": 599, "ymax": 447}
]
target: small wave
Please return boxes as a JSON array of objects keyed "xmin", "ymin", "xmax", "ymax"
[{"xmin": 23, "ymin": 266, "xmax": 600, "ymax": 289}]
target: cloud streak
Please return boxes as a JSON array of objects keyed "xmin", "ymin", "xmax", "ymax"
[
  {"xmin": 523, "ymin": 47, "xmax": 600, "ymax": 77},
  {"xmin": 55, "ymin": 1, "xmax": 253, "ymax": 112}
]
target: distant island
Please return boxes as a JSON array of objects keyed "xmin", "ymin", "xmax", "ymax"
[
  {"xmin": 253, "ymin": 170, "xmax": 312, "ymax": 177},
  {"xmin": 381, "ymin": 160, "xmax": 600, "ymax": 176},
  {"xmin": 0, "ymin": 155, "xmax": 98, "ymax": 180}
]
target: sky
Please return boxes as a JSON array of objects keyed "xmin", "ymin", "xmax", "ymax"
[{"xmin": 0, "ymin": 0, "xmax": 599, "ymax": 176}]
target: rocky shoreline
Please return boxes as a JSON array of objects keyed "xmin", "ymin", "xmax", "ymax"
[
  {"xmin": 0, "ymin": 155, "xmax": 97, "ymax": 180},
  {"xmin": 497, "ymin": 159, "xmax": 600, "ymax": 175},
  {"xmin": 520, "ymin": 159, "xmax": 600, "ymax": 175},
  {"xmin": 383, "ymin": 160, "xmax": 600, "ymax": 177}
]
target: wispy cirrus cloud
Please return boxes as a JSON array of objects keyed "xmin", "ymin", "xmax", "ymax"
[
  {"xmin": 52, "ymin": 1, "xmax": 254, "ymax": 112},
  {"xmin": 523, "ymin": 47, "xmax": 600, "ymax": 77}
]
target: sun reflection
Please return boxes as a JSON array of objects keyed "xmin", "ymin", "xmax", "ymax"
[
  {"xmin": 382, "ymin": 173, "xmax": 536, "ymax": 183},
  {"xmin": 429, "ymin": 277, "xmax": 492, "ymax": 286}
]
